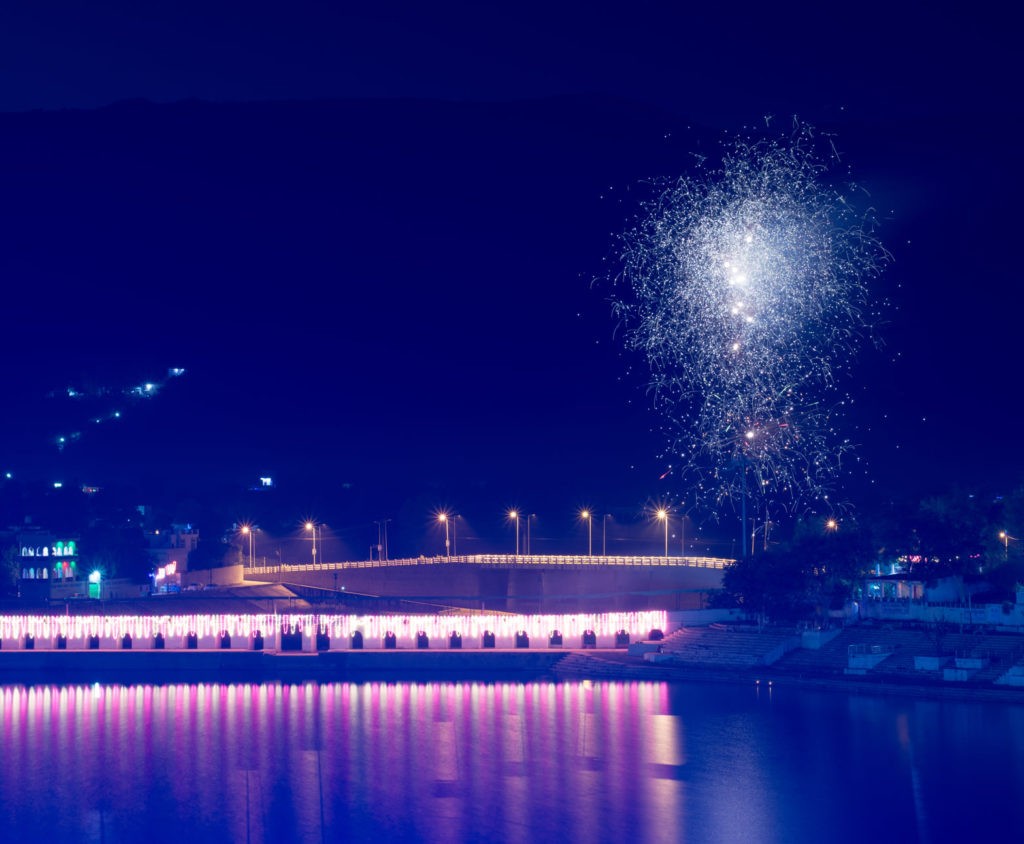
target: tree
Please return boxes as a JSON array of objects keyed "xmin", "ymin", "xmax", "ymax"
[
  {"xmin": 914, "ymin": 488, "xmax": 990, "ymax": 575},
  {"xmin": 80, "ymin": 521, "xmax": 148, "ymax": 581},
  {"xmin": 721, "ymin": 546, "xmax": 812, "ymax": 625},
  {"xmin": 720, "ymin": 521, "xmax": 874, "ymax": 625},
  {"xmin": 187, "ymin": 536, "xmax": 230, "ymax": 570},
  {"xmin": 0, "ymin": 543, "xmax": 19, "ymax": 596}
]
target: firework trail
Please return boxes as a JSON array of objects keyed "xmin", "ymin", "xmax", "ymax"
[{"xmin": 615, "ymin": 123, "xmax": 888, "ymax": 516}]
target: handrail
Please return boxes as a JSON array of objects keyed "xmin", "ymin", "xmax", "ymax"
[{"xmin": 246, "ymin": 552, "xmax": 735, "ymax": 576}]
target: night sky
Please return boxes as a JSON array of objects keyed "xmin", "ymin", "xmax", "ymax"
[{"xmin": 1, "ymin": 3, "xmax": 1020, "ymax": 554}]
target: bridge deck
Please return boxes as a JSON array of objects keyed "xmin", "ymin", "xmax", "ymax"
[{"xmin": 248, "ymin": 553, "xmax": 733, "ymax": 575}]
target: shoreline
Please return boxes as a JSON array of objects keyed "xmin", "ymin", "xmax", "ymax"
[{"xmin": 1, "ymin": 648, "xmax": 1023, "ymax": 704}]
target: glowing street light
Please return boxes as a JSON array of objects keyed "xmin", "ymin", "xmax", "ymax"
[
  {"xmin": 509, "ymin": 510, "xmax": 520, "ymax": 557},
  {"xmin": 580, "ymin": 510, "xmax": 592, "ymax": 556},
  {"xmin": 438, "ymin": 512, "xmax": 451, "ymax": 558},
  {"xmin": 240, "ymin": 524, "xmax": 255, "ymax": 568},
  {"xmin": 656, "ymin": 509, "xmax": 669, "ymax": 557},
  {"xmin": 305, "ymin": 521, "xmax": 320, "ymax": 565},
  {"xmin": 1000, "ymin": 530, "xmax": 1017, "ymax": 561}
]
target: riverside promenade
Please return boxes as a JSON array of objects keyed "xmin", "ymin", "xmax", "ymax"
[
  {"xmin": 0, "ymin": 606, "xmax": 665, "ymax": 682},
  {"xmin": 553, "ymin": 623, "xmax": 1024, "ymax": 703},
  {"xmin": 4, "ymin": 590, "xmax": 1023, "ymax": 702}
]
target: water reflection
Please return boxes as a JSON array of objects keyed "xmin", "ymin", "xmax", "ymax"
[
  {"xmin": 3, "ymin": 681, "xmax": 1024, "ymax": 843},
  {"xmin": 0, "ymin": 682, "xmax": 684, "ymax": 843}
]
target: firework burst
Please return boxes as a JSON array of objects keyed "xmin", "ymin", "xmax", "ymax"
[{"xmin": 615, "ymin": 123, "xmax": 888, "ymax": 516}]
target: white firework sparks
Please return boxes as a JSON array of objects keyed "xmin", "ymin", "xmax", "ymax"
[{"xmin": 615, "ymin": 124, "xmax": 889, "ymax": 515}]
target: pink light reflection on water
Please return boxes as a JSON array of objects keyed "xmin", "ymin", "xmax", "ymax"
[{"xmin": 0, "ymin": 681, "xmax": 683, "ymax": 842}]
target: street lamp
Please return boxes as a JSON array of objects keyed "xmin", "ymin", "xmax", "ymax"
[
  {"xmin": 305, "ymin": 521, "xmax": 319, "ymax": 565},
  {"xmin": 580, "ymin": 509, "xmax": 592, "ymax": 556},
  {"xmin": 656, "ymin": 509, "xmax": 669, "ymax": 557},
  {"xmin": 240, "ymin": 524, "xmax": 254, "ymax": 569},
  {"xmin": 509, "ymin": 510, "xmax": 519, "ymax": 556},
  {"xmin": 374, "ymin": 519, "xmax": 391, "ymax": 561},
  {"xmin": 438, "ymin": 512, "xmax": 450, "ymax": 558},
  {"xmin": 1000, "ymin": 531, "xmax": 1017, "ymax": 561},
  {"xmin": 603, "ymin": 514, "xmax": 611, "ymax": 556}
]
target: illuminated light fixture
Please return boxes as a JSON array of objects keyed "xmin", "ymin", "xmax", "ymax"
[
  {"xmin": 508, "ymin": 510, "xmax": 520, "ymax": 555},
  {"xmin": 88, "ymin": 570, "xmax": 102, "ymax": 584},
  {"xmin": 305, "ymin": 521, "xmax": 319, "ymax": 564},
  {"xmin": 655, "ymin": 509, "xmax": 669, "ymax": 557},
  {"xmin": 580, "ymin": 510, "xmax": 593, "ymax": 556},
  {"xmin": 437, "ymin": 512, "xmax": 451, "ymax": 557},
  {"xmin": 0, "ymin": 610, "xmax": 668, "ymax": 647}
]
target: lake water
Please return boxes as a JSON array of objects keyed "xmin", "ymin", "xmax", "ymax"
[{"xmin": 1, "ymin": 680, "xmax": 1021, "ymax": 843}]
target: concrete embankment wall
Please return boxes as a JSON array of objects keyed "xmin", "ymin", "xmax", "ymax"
[
  {"xmin": 254, "ymin": 564, "xmax": 724, "ymax": 611},
  {"xmin": 182, "ymin": 564, "xmax": 245, "ymax": 588},
  {"xmin": 0, "ymin": 649, "xmax": 569, "ymax": 683}
]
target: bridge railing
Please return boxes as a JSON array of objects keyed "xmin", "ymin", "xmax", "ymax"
[{"xmin": 247, "ymin": 553, "xmax": 733, "ymax": 576}]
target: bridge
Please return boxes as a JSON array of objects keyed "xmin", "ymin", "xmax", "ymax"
[
  {"xmin": 247, "ymin": 553, "xmax": 732, "ymax": 574},
  {"xmin": 245, "ymin": 553, "xmax": 734, "ymax": 613}
]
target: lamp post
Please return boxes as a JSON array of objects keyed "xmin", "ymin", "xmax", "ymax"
[
  {"xmin": 240, "ymin": 525, "xmax": 254, "ymax": 569},
  {"xmin": 656, "ymin": 509, "xmax": 669, "ymax": 557},
  {"xmin": 509, "ymin": 510, "xmax": 519, "ymax": 556},
  {"xmin": 438, "ymin": 513, "xmax": 450, "ymax": 558},
  {"xmin": 1000, "ymin": 531, "xmax": 1017, "ymax": 561},
  {"xmin": 603, "ymin": 514, "xmax": 610, "ymax": 556},
  {"xmin": 374, "ymin": 519, "xmax": 391, "ymax": 561},
  {"xmin": 305, "ymin": 521, "xmax": 318, "ymax": 565},
  {"xmin": 581, "ymin": 510, "xmax": 592, "ymax": 556}
]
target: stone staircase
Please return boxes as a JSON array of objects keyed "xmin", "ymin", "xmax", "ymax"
[
  {"xmin": 775, "ymin": 626, "xmax": 1024, "ymax": 683},
  {"xmin": 552, "ymin": 651, "xmax": 675, "ymax": 680},
  {"xmin": 659, "ymin": 624, "xmax": 800, "ymax": 667}
]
